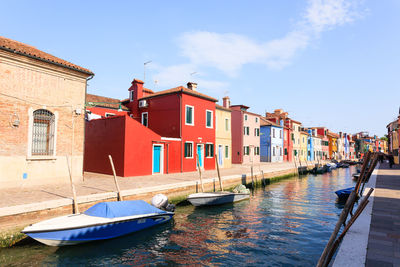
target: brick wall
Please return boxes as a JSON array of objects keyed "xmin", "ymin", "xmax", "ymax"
[{"xmin": 0, "ymin": 50, "xmax": 90, "ymax": 187}]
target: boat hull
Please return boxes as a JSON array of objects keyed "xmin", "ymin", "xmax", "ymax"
[
  {"xmin": 23, "ymin": 213, "xmax": 173, "ymax": 246},
  {"xmin": 335, "ymin": 187, "xmax": 355, "ymax": 200},
  {"xmin": 187, "ymin": 192, "xmax": 250, "ymax": 207}
]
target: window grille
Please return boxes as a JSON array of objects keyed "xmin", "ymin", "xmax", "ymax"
[{"xmin": 32, "ymin": 109, "xmax": 55, "ymax": 156}]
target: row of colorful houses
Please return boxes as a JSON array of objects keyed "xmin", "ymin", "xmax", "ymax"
[
  {"xmin": 0, "ymin": 36, "xmax": 388, "ymax": 188},
  {"xmin": 85, "ymin": 77, "xmax": 385, "ymax": 177}
]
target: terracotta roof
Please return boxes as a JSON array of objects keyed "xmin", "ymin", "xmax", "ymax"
[
  {"xmin": 140, "ymin": 86, "xmax": 217, "ymax": 102},
  {"xmin": 0, "ymin": 36, "xmax": 93, "ymax": 75},
  {"xmin": 143, "ymin": 88, "xmax": 154, "ymax": 94},
  {"xmin": 86, "ymin": 94, "xmax": 129, "ymax": 111},
  {"xmin": 327, "ymin": 132, "xmax": 339, "ymax": 138},
  {"xmin": 260, "ymin": 117, "xmax": 282, "ymax": 127},
  {"xmin": 230, "ymin": 104, "xmax": 250, "ymax": 110},
  {"xmin": 216, "ymin": 104, "xmax": 231, "ymax": 112},
  {"xmin": 300, "ymin": 131, "xmax": 309, "ymax": 135},
  {"xmin": 291, "ymin": 119, "xmax": 302, "ymax": 124}
]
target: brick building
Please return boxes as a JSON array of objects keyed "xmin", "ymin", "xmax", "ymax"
[{"xmin": 0, "ymin": 36, "xmax": 93, "ymax": 188}]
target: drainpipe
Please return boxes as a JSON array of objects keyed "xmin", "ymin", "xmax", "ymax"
[
  {"xmin": 179, "ymin": 94, "xmax": 183, "ymax": 173},
  {"xmin": 82, "ymin": 74, "xmax": 95, "ymax": 180}
]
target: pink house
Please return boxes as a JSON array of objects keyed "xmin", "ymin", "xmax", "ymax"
[{"xmin": 229, "ymin": 99, "xmax": 260, "ymax": 164}]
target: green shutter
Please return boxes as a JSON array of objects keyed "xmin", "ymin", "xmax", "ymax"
[{"xmin": 184, "ymin": 143, "xmax": 188, "ymax": 157}]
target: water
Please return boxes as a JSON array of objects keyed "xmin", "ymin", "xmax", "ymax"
[{"xmin": 0, "ymin": 167, "xmax": 356, "ymax": 266}]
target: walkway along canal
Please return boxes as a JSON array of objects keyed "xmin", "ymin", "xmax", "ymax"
[{"xmin": 0, "ymin": 166, "xmax": 356, "ymax": 266}]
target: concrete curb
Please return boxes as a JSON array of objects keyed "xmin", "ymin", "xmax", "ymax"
[{"xmin": 332, "ymin": 163, "xmax": 379, "ymax": 267}]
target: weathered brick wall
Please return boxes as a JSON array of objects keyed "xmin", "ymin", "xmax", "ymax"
[{"xmin": 0, "ymin": 50, "xmax": 90, "ymax": 187}]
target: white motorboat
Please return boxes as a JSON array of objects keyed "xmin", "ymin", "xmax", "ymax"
[{"xmin": 187, "ymin": 191, "xmax": 250, "ymax": 207}]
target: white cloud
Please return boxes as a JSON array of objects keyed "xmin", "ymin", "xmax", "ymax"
[
  {"xmin": 153, "ymin": 0, "xmax": 364, "ymax": 89},
  {"xmin": 305, "ymin": 0, "xmax": 361, "ymax": 33},
  {"xmin": 151, "ymin": 63, "xmax": 229, "ymax": 93}
]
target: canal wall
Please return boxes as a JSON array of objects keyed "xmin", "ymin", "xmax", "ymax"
[{"xmin": 0, "ymin": 164, "xmax": 304, "ymax": 244}]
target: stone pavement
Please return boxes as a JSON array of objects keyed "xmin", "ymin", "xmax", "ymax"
[
  {"xmin": 366, "ymin": 162, "xmax": 400, "ymax": 267},
  {"xmin": 0, "ymin": 161, "xmax": 305, "ymax": 210}
]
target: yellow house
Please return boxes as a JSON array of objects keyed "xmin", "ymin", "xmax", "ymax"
[
  {"xmin": 215, "ymin": 103, "xmax": 232, "ymax": 168},
  {"xmin": 328, "ymin": 132, "xmax": 339, "ymax": 159},
  {"xmin": 292, "ymin": 120, "xmax": 302, "ymax": 162},
  {"xmin": 300, "ymin": 131, "xmax": 308, "ymax": 162}
]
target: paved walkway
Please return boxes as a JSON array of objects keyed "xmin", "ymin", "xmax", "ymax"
[
  {"xmin": 366, "ymin": 162, "xmax": 400, "ymax": 266},
  {"xmin": 0, "ymin": 161, "xmax": 307, "ymax": 211}
]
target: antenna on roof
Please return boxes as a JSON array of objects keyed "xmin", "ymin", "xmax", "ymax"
[{"xmin": 144, "ymin": 60, "xmax": 152, "ymax": 84}]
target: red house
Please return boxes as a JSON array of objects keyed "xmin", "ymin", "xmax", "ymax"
[
  {"xmin": 265, "ymin": 109, "xmax": 294, "ymax": 162},
  {"xmin": 84, "ymin": 79, "xmax": 217, "ymax": 177}
]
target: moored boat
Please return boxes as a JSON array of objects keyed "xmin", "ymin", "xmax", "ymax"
[
  {"xmin": 187, "ymin": 191, "xmax": 250, "ymax": 207},
  {"xmin": 335, "ymin": 187, "xmax": 355, "ymax": 201},
  {"xmin": 22, "ymin": 200, "xmax": 174, "ymax": 246}
]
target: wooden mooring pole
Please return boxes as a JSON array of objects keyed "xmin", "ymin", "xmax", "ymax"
[
  {"xmin": 317, "ymin": 152, "xmax": 376, "ymax": 267},
  {"xmin": 66, "ymin": 155, "xmax": 79, "ymax": 214},
  {"xmin": 108, "ymin": 155, "xmax": 123, "ymax": 201},
  {"xmin": 215, "ymin": 154, "xmax": 223, "ymax": 191}
]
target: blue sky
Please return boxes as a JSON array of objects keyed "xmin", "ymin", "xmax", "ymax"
[{"xmin": 2, "ymin": 0, "xmax": 399, "ymax": 136}]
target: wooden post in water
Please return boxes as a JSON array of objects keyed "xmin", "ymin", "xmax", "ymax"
[
  {"xmin": 261, "ymin": 170, "xmax": 265, "ymax": 186},
  {"xmin": 215, "ymin": 154, "xmax": 223, "ymax": 191},
  {"xmin": 196, "ymin": 154, "xmax": 204, "ymax": 192},
  {"xmin": 66, "ymin": 155, "xmax": 79, "ymax": 214},
  {"xmin": 317, "ymin": 152, "xmax": 373, "ymax": 267},
  {"xmin": 109, "ymin": 155, "xmax": 123, "ymax": 201},
  {"xmin": 251, "ymin": 164, "xmax": 254, "ymax": 189}
]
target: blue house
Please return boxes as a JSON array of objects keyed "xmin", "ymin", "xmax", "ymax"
[
  {"xmin": 260, "ymin": 118, "xmax": 284, "ymax": 162},
  {"xmin": 307, "ymin": 128, "xmax": 314, "ymax": 161}
]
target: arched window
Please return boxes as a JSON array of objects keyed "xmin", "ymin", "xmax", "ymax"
[{"xmin": 32, "ymin": 109, "xmax": 55, "ymax": 155}]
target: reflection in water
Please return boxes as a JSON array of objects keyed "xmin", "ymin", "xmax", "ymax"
[{"xmin": 0, "ymin": 167, "xmax": 356, "ymax": 266}]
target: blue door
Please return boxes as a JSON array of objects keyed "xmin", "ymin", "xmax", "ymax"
[
  {"xmin": 197, "ymin": 145, "xmax": 203, "ymax": 168},
  {"xmin": 153, "ymin": 145, "xmax": 161, "ymax": 173}
]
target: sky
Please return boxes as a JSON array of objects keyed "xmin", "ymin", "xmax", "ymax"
[{"xmin": 2, "ymin": 0, "xmax": 399, "ymax": 137}]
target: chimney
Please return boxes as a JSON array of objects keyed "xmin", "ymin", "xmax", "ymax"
[
  {"xmin": 187, "ymin": 82, "xmax": 197, "ymax": 91},
  {"xmin": 129, "ymin": 79, "xmax": 144, "ymax": 101},
  {"xmin": 223, "ymin": 96, "xmax": 230, "ymax": 108}
]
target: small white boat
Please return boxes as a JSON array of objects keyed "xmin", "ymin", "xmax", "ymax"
[{"xmin": 187, "ymin": 191, "xmax": 250, "ymax": 207}]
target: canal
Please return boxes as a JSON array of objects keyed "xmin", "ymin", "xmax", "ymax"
[{"xmin": 0, "ymin": 166, "xmax": 356, "ymax": 266}]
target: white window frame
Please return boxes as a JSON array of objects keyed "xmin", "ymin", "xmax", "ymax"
[
  {"xmin": 152, "ymin": 144, "xmax": 164, "ymax": 175},
  {"xmin": 205, "ymin": 110, "xmax": 213, "ymax": 129},
  {"xmin": 129, "ymin": 90, "xmax": 134, "ymax": 102},
  {"xmin": 27, "ymin": 107, "xmax": 58, "ymax": 160},
  {"xmin": 225, "ymin": 118, "xmax": 230, "ymax": 131},
  {"xmin": 105, "ymin": 112, "xmax": 115, "ymax": 118},
  {"xmin": 184, "ymin": 141, "xmax": 194, "ymax": 158},
  {"xmin": 205, "ymin": 142, "xmax": 214, "ymax": 158},
  {"xmin": 185, "ymin": 105, "xmax": 194, "ymax": 126},
  {"xmin": 141, "ymin": 112, "xmax": 148, "ymax": 127}
]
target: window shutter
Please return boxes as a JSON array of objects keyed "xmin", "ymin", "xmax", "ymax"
[{"xmin": 184, "ymin": 143, "xmax": 188, "ymax": 157}]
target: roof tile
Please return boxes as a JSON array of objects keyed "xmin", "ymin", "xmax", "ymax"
[{"xmin": 0, "ymin": 36, "xmax": 93, "ymax": 75}]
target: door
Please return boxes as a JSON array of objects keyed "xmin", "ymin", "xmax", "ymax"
[
  {"xmin": 153, "ymin": 145, "xmax": 163, "ymax": 174},
  {"xmin": 197, "ymin": 144, "xmax": 204, "ymax": 169},
  {"xmin": 218, "ymin": 145, "xmax": 223, "ymax": 167}
]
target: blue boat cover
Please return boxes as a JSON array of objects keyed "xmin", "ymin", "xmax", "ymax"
[{"xmin": 84, "ymin": 200, "xmax": 166, "ymax": 218}]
